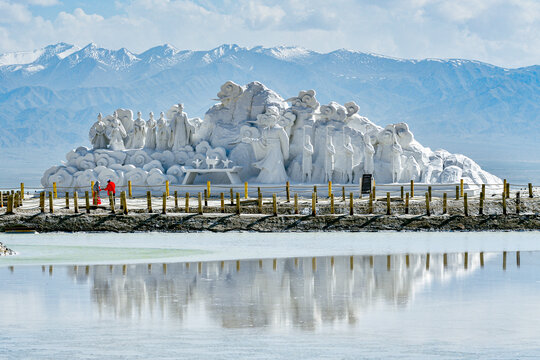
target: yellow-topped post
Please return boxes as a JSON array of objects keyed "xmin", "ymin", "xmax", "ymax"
[
  {"xmin": 460, "ymin": 179, "xmax": 464, "ymax": 197},
  {"xmin": 53, "ymin": 182, "xmax": 58, "ymax": 199},
  {"xmin": 20, "ymin": 183, "xmax": 24, "ymax": 200},
  {"xmin": 128, "ymin": 180, "xmax": 132, "ymax": 198},
  {"xmin": 410, "ymin": 180, "xmax": 414, "ymax": 198},
  {"xmin": 165, "ymin": 180, "xmax": 170, "ymax": 197},
  {"xmin": 328, "ymin": 181, "xmax": 332, "ymax": 198},
  {"xmin": 244, "ymin": 182, "xmax": 248, "ymax": 199},
  {"xmin": 207, "ymin": 181, "xmax": 211, "ymax": 197}
]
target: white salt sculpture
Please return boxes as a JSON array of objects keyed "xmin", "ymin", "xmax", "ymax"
[{"xmin": 42, "ymin": 81, "xmax": 502, "ymax": 191}]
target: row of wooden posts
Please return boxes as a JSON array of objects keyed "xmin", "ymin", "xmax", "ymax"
[{"xmin": 2, "ymin": 179, "xmax": 535, "ymax": 216}]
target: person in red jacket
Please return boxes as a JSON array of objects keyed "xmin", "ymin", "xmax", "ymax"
[{"xmin": 103, "ymin": 180, "xmax": 116, "ymax": 204}]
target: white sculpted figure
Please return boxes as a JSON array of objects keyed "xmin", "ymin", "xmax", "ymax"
[
  {"xmin": 131, "ymin": 111, "xmax": 147, "ymax": 149},
  {"xmin": 375, "ymin": 125, "xmax": 402, "ymax": 183},
  {"xmin": 205, "ymin": 156, "xmax": 219, "ymax": 169},
  {"xmin": 324, "ymin": 128, "xmax": 336, "ymax": 182},
  {"xmin": 364, "ymin": 133, "xmax": 375, "ymax": 175},
  {"xmin": 192, "ymin": 158, "xmax": 203, "ymax": 169},
  {"xmin": 116, "ymin": 109, "xmax": 134, "ymax": 148},
  {"xmin": 243, "ymin": 107, "xmax": 290, "ymax": 184},
  {"xmin": 215, "ymin": 81, "xmax": 243, "ymax": 108},
  {"xmin": 106, "ymin": 111, "xmax": 128, "ymax": 151},
  {"xmin": 222, "ymin": 159, "xmax": 233, "ymax": 168},
  {"xmin": 155, "ymin": 112, "xmax": 170, "ymax": 151},
  {"xmin": 302, "ymin": 131, "xmax": 314, "ymax": 183},
  {"xmin": 168, "ymin": 103, "xmax": 194, "ymax": 151},
  {"xmin": 343, "ymin": 134, "xmax": 354, "ymax": 183},
  {"xmin": 145, "ymin": 112, "xmax": 157, "ymax": 150},
  {"xmin": 89, "ymin": 113, "xmax": 109, "ymax": 149}
]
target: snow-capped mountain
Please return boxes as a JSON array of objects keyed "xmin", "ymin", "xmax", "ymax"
[{"xmin": 1, "ymin": 43, "xmax": 539, "ymax": 185}]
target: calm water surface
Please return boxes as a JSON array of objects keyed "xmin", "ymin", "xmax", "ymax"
[{"xmin": 1, "ymin": 232, "xmax": 540, "ymax": 359}]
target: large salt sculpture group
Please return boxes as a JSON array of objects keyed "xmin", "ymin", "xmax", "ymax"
[{"xmin": 42, "ymin": 81, "xmax": 501, "ymax": 190}]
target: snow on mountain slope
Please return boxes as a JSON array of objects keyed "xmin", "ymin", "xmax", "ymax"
[{"xmin": 0, "ymin": 43, "xmax": 538, "ymax": 185}]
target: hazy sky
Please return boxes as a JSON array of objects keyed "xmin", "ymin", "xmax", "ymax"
[{"xmin": 0, "ymin": 0, "xmax": 539, "ymax": 68}]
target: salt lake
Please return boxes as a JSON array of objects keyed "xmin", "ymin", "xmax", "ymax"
[{"xmin": 1, "ymin": 232, "xmax": 540, "ymax": 359}]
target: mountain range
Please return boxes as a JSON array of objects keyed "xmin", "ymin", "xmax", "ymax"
[{"xmin": 1, "ymin": 42, "xmax": 539, "ymax": 185}]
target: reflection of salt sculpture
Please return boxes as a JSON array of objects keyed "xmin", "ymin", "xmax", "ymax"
[
  {"xmin": 343, "ymin": 134, "xmax": 354, "ymax": 183},
  {"xmin": 243, "ymin": 108, "xmax": 289, "ymax": 183},
  {"xmin": 324, "ymin": 127, "xmax": 336, "ymax": 182},
  {"xmin": 106, "ymin": 112, "xmax": 128, "ymax": 151},
  {"xmin": 145, "ymin": 112, "xmax": 157, "ymax": 150},
  {"xmin": 302, "ymin": 130, "xmax": 313, "ymax": 183},
  {"xmin": 155, "ymin": 112, "xmax": 170, "ymax": 151},
  {"xmin": 89, "ymin": 113, "xmax": 109, "ymax": 149},
  {"xmin": 168, "ymin": 103, "xmax": 194, "ymax": 151},
  {"xmin": 131, "ymin": 111, "xmax": 147, "ymax": 149}
]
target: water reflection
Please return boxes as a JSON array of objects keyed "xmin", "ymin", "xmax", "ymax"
[{"xmin": 59, "ymin": 253, "xmax": 504, "ymax": 329}]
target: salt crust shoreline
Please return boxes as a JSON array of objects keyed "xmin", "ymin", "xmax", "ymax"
[{"xmin": 1, "ymin": 213, "xmax": 539, "ymax": 232}]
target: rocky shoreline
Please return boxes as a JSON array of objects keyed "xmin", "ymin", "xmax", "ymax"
[{"xmin": 1, "ymin": 213, "xmax": 539, "ymax": 232}]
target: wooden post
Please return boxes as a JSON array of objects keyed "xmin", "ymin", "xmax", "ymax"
[
  {"xmin": 165, "ymin": 180, "xmax": 170, "ymax": 197},
  {"xmin": 529, "ymin": 183, "xmax": 533, "ymax": 198},
  {"xmin": 294, "ymin": 193, "xmax": 299, "ymax": 214},
  {"xmin": 49, "ymin": 191, "xmax": 54, "ymax": 213},
  {"xmin": 460, "ymin": 179, "xmax": 464, "ymax": 197},
  {"xmin": 372, "ymin": 185, "xmax": 376, "ymax": 199},
  {"xmin": 93, "ymin": 189, "xmax": 97, "ymax": 206},
  {"xmin": 502, "ymin": 192, "xmax": 507, "ymax": 215},
  {"xmin": 368, "ymin": 193, "xmax": 373, "ymax": 214},
  {"xmin": 236, "ymin": 193, "xmax": 241, "ymax": 214},
  {"xmin": 147, "ymin": 191, "xmax": 152, "ymax": 213},
  {"xmin": 65, "ymin": 192, "xmax": 70, "ymax": 209},
  {"xmin": 230, "ymin": 188, "xmax": 234, "ymax": 205},
  {"xmin": 400, "ymin": 186, "xmax": 404, "ymax": 200},
  {"xmin": 503, "ymin": 179, "xmax": 507, "ymax": 198},
  {"xmin": 425, "ymin": 192, "xmax": 430, "ymax": 216},
  {"xmin": 464, "ymin": 193, "xmax": 468, "ymax": 216},
  {"xmin": 386, "ymin": 192, "xmax": 391, "ymax": 215},
  {"xmin": 272, "ymin": 193, "xmax": 277, "ymax": 216},
  {"xmin": 516, "ymin": 191, "xmax": 520, "ymax": 215},
  {"xmin": 39, "ymin": 192, "xmax": 44, "ymax": 213},
  {"xmin": 481, "ymin": 184, "xmax": 486, "ymax": 197},
  {"xmin": 0, "ymin": 191, "xmax": 3, "ymax": 208},
  {"xmin": 174, "ymin": 191, "xmax": 178, "ymax": 209},
  {"xmin": 204, "ymin": 189, "xmax": 208, "ymax": 206},
  {"xmin": 286, "ymin": 181, "xmax": 290, "ymax": 202},
  {"xmin": 185, "ymin": 193, "xmax": 190, "ymax": 213},
  {"xmin": 15, "ymin": 192, "xmax": 20, "ymax": 208},
  {"xmin": 314, "ymin": 185, "xmax": 318, "ymax": 203},
  {"xmin": 257, "ymin": 187, "xmax": 261, "ymax": 199},
  {"xmin": 207, "ymin": 181, "xmax": 211, "ymax": 197},
  {"xmin": 506, "ymin": 182, "xmax": 510, "ymax": 199},
  {"xmin": 479, "ymin": 191, "xmax": 484, "ymax": 215},
  {"xmin": 312, "ymin": 192, "xmax": 316, "ymax": 216},
  {"xmin": 53, "ymin": 182, "xmax": 57, "ymax": 199},
  {"xmin": 410, "ymin": 180, "xmax": 414, "ymax": 198},
  {"xmin": 405, "ymin": 192, "xmax": 409, "ymax": 214},
  {"xmin": 20, "ymin": 183, "xmax": 24, "ymax": 200},
  {"xmin": 162, "ymin": 192, "xmax": 167, "ymax": 214},
  {"xmin": 6, "ymin": 194, "xmax": 13, "ymax": 214},
  {"xmin": 110, "ymin": 193, "xmax": 116, "ymax": 214},
  {"xmin": 244, "ymin": 182, "xmax": 248, "ymax": 199},
  {"xmin": 443, "ymin": 193, "xmax": 447, "ymax": 214},
  {"xmin": 342, "ymin": 186, "xmax": 345, "ymax": 202},
  {"xmin": 198, "ymin": 193, "xmax": 203, "ymax": 214},
  {"xmin": 455, "ymin": 185, "xmax": 459, "ymax": 200},
  {"xmin": 349, "ymin": 192, "xmax": 354, "ymax": 215},
  {"xmin": 428, "ymin": 186, "xmax": 432, "ymax": 202},
  {"xmin": 221, "ymin": 193, "xmax": 225, "ymax": 213},
  {"xmin": 330, "ymin": 194, "xmax": 335, "ymax": 214},
  {"xmin": 328, "ymin": 181, "xmax": 332, "ymax": 198},
  {"xmin": 257, "ymin": 192, "xmax": 262, "ymax": 213},
  {"xmin": 121, "ymin": 191, "xmax": 127, "ymax": 214},
  {"xmin": 85, "ymin": 191, "xmax": 90, "ymax": 213},
  {"xmin": 128, "ymin": 180, "xmax": 132, "ymax": 198}
]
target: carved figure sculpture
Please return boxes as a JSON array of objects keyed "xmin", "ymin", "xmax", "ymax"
[
  {"xmin": 324, "ymin": 127, "xmax": 336, "ymax": 182},
  {"xmin": 116, "ymin": 109, "xmax": 134, "ymax": 148},
  {"xmin": 222, "ymin": 159, "xmax": 233, "ymax": 168},
  {"xmin": 192, "ymin": 158, "xmax": 202, "ymax": 169},
  {"xmin": 205, "ymin": 156, "xmax": 219, "ymax": 169},
  {"xmin": 169, "ymin": 103, "xmax": 193, "ymax": 151},
  {"xmin": 145, "ymin": 112, "xmax": 157, "ymax": 150},
  {"xmin": 364, "ymin": 133, "xmax": 375, "ymax": 175},
  {"xmin": 343, "ymin": 134, "xmax": 354, "ymax": 183},
  {"xmin": 155, "ymin": 112, "xmax": 170, "ymax": 151},
  {"xmin": 243, "ymin": 107, "xmax": 289, "ymax": 183},
  {"xmin": 131, "ymin": 111, "xmax": 146, "ymax": 149},
  {"xmin": 106, "ymin": 111, "xmax": 128, "ymax": 151},
  {"xmin": 89, "ymin": 113, "xmax": 109, "ymax": 149},
  {"xmin": 302, "ymin": 131, "xmax": 314, "ymax": 183},
  {"xmin": 215, "ymin": 81, "xmax": 243, "ymax": 109},
  {"xmin": 375, "ymin": 125, "xmax": 402, "ymax": 183}
]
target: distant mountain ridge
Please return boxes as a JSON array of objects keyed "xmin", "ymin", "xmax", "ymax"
[{"xmin": 1, "ymin": 42, "xmax": 539, "ymax": 183}]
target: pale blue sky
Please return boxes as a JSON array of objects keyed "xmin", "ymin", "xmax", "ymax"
[{"xmin": 0, "ymin": 0, "xmax": 539, "ymax": 68}]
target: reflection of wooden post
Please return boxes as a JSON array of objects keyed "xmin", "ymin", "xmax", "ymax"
[
  {"xmin": 146, "ymin": 191, "xmax": 152, "ymax": 213},
  {"xmin": 20, "ymin": 183, "xmax": 24, "ymax": 200},
  {"xmin": 350, "ymin": 256, "xmax": 354, "ymax": 271},
  {"xmin": 349, "ymin": 193, "xmax": 354, "ymax": 215},
  {"xmin": 443, "ymin": 253, "xmax": 447, "ymax": 268},
  {"xmin": 286, "ymin": 181, "xmax": 290, "ymax": 202},
  {"xmin": 162, "ymin": 192, "xmax": 167, "ymax": 214},
  {"xmin": 425, "ymin": 192, "xmax": 430, "ymax": 216},
  {"xmin": 529, "ymin": 183, "xmax": 533, "ymax": 198},
  {"xmin": 185, "ymin": 193, "xmax": 190, "ymax": 213},
  {"xmin": 370, "ymin": 255, "xmax": 374, "ymax": 268},
  {"xmin": 312, "ymin": 192, "xmax": 316, "ymax": 216},
  {"xmin": 312, "ymin": 257, "xmax": 316, "ymax": 272},
  {"xmin": 405, "ymin": 192, "xmax": 409, "ymax": 214},
  {"xmin": 236, "ymin": 193, "xmax": 240, "ymax": 215},
  {"xmin": 294, "ymin": 193, "xmax": 298, "ymax": 214},
  {"xmin": 53, "ymin": 182, "xmax": 57, "ymax": 199},
  {"xmin": 464, "ymin": 252, "xmax": 468, "ymax": 269},
  {"xmin": 387, "ymin": 255, "xmax": 391, "ymax": 271},
  {"xmin": 517, "ymin": 251, "xmax": 520, "ymax": 267},
  {"xmin": 272, "ymin": 193, "xmax": 277, "ymax": 216},
  {"xmin": 74, "ymin": 192, "xmax": 79, "ymax": 213},
  {"xmin": 502, "ymin": 192, "xmax": 507, "ymax": 215},
  {"xmin": 443, "ymin": 193, "xmax": 447, "ymax": 214},
  {"xmin": 503, "ymin": 251, "xmax": 507, "ymax": 270},
  {"xmin": 220, "ymin": 193, "xmax": 225, "ymax": 213},
  {"xmin": 49, "ymin": 192, "xmax": 54, "ymax": 213},
  {"xmin": 85, "ymin": 191, "xmax": 90, "ymax": 213},
  {"xmin": 65, "ymin": 192, "xmax": 70, "ymax": 209},
  {"xmin": 480, "ymin": 252, "xmax": 484, "ymax": 267},
  {"xmin": 410, "ymin": 180, "xmax": 414, "ymax": 198},
  {"xmin": 386, "ymin": 192, "xmax": 391, "ymax": 215},
  {"xmin": 426, "ymin": 253, "xmax": 430, "ymax": 270},
  {"xmin": 406, "ymin": 254, "xmax": 410, "ymax": 268},
  {"xmin": 198, "ymin": 193, "xmax": 203, "ymax": 214},
  {"xmin": 330, "ymin": 194, "xmax": 335, "ymax": 214},
  {"xmin": 128, "ymin": 180, "xmax": 132, "ymax": 198}
]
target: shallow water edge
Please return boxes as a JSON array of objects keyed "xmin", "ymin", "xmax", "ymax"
[{"xmin": 1, "ymin": 213, "xmax": 540, "ymax": 232}]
